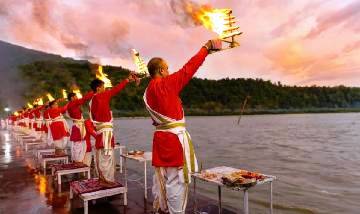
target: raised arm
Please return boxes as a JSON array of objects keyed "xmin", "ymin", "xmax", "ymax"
[
  {"xmin": 59, "ymin": 103, "xmax": 69, "ymax": 114},
  {"xmin": 71, "ymin": 91, "xmax": 94, "ymax": 106},
  {"xmin": 164, "ymin": 47, "xmax": 208, "ymax": 94},
  {"xmin": 164, "ymin": 39, "xmax": 221, "ymax": 94},
  {"xmin": 105, "ymin": 79, "xmax": 129, "ymax": 98}
]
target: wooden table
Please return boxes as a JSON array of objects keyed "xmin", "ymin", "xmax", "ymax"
[
  {"xmin": 121, "ymin": 152, "xmax": 152, "ymax": 200},
  {"xmin": 52, "ymin": 163, "xmax": 90, "ymax": 192},
  {"xmin": 70, "ymin": 178, "xmax": 127, "ymax": 214},
  {"xmin": 36, "ymin": 148, "xmax": 55, "ymax": 159},
  {"xmin": 23, "ymin": 140, "xmax": 43, "ymax": 151},
  {"xmin": 192, "ymin": 166, "xmax": 276, "ymax": 214},
  {"xmin": 41, "ymin": 155, "xmax": 69, "ymax": 174},
  {"xmin": 114, "ymin": 144, "xmax": 126, "ymax": 173}
]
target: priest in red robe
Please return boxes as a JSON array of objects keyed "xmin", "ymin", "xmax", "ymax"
[
  {"xmin": 67, "ymin": 91, "xmax": 94, "ymax": 164},
  {"xmin": 89, "ymin": 73, "xmax": 139, "ymax": 183},
  {"xmin": 48, "ymin": 99, "xmax": 69, "ymax": 155},
  {"xmin": 144, "ymin": 39, "xmax": 222, "ymax": 213}
]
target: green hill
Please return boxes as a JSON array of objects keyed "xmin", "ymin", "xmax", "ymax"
[
  {"xmin": 18, "ymin": 59, "xmax": 360, "ymax": 117},
  {"xmin": 1, "ymin": 40, "xmax": 360, "ymax": 117}
]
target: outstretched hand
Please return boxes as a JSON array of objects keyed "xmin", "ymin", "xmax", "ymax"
[
  {"xmin": 57, "ymin": 98, "xmax": 66, "ymax": 102},
  {"xmin": 127, "ymin": 72, "xmax": 141, "ymax": 86},
  {"xmin": 204, "ymin": 39, "xmax": 222, "ymax": 52}
]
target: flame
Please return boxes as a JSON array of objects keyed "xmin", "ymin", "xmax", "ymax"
[
  {"xmin": 185, "ymin": 4, "xmax": 240, "ymax": 39},
  {"xmin": 46, "ymin": 93, "xmax": 55, "ymax": 101},
  {"xmin": 27, "ymin": 102, "xmax": 33, "ymax": 108},
  {"xmin": 131, "ymin": 49, "xmax": 149, "ymax": 77},
  {"xmin": 14, "ymin": 111, "xmax": 19, "ymax": 116},
  {"xmin": 34, "ymin": 98, "xmax": 44, "ymax": 105},
  {"xmin": 72, "ymin": 88, "xmax": 83, "ymax": 99},
  {"xmin": 96, "ymin": 65, "xmax": 112, "ymax": 88},
  {"xmin": 199, "ymin": 9, "xmax": 229, "ymax": 37},
  {"xmin": 62, "ymin": 89, "xmax": 67, "ymax": 99}
]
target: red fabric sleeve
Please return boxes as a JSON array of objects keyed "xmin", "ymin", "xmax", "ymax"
[
  {"xmin": 105, "ymin": 79, "xmax": 129, "ymax": 98},
  {"xmin": 38, "ymin": 105, "xmax": 45, "ymax": 111},
  {"xmin": 84, "ymin": 120, "xmax": 96, "ymax": 138},
  {"xmin": 164, "ymin": 47, "xmax": 208, "ymax": 94},
  {"xmin": 60, "ymin": 103, "xmax": 69, "ymax": 114},
  {"xmin": 71, "ymin": 91, "xmax": 94, "ymax": 106}
]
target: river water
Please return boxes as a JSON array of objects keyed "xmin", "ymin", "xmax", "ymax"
[{"xmin": 112, "ymin": 113, "xmax": 360, "ymax": 214}]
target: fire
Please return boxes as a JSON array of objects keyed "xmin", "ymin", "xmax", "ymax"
[
  {"xmin": 194, "ymin": 8, "xmax": 239, "ymax": 39},
  {"xmin": 34, "ymin": 98, "xmax": 44, "ymax": 105},
  {"xmin": 183, "ymin": 3, "xmax": 241, "ymax": 47},
  {"xmin": 96, "ymin": 65, "xmax": 112, "ymax": 88},
  {"xmin": 72, "ymin": 88, "xmax": 83, "ymax": 99},
  {"xmin": 131, "ymin": 49, "xmax": 149, "ymax": 77},
  {"xmin": 46, "ymin": 93, "xmax": 55, "ymax": 101},
  {"xmin": 14, "ymin": 111, "xmax": 19, "ymax": 116},
  {"xmin": 198, "ymin": 9, "xmax": 229, "ymax": 37},
  {"xmin": 27, "ymin": 102, "xmax": 33, "ymax": 108},
  {"xmin": 62, "ymin": 89, "xmax": 67, "ymax": 99}
]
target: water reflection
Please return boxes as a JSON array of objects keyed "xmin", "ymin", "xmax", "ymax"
[
  {"xmin": 4, "ymin": 133, "xmax": 10, "ymax": 141},
  {"xmin": 4, "ymin": 142, "xmax": 11, "ymax": 163},
  {"xmin": 34, "ymin": 174, "xmax": 47, "ymax": 194}
]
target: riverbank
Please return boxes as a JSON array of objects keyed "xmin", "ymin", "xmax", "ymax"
[{"xmin": 0, "ymin": 130, "xmax": 238, "ymax": 214}]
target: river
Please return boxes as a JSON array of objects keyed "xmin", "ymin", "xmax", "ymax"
[{"xmin": 112, "ymin": 113, "xmax": 360, "ymax": 214}]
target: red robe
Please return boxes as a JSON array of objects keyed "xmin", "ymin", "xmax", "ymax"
[
  {"xmin": 43, "ymin": 108, "xmax": 50, "ymax": 133},
  {"xmin": 84, "ymin": 119, "xmax": 96, "ymax": 152},
  {"xmin": 49, "ymin": 104, "xmax": 69, "ymax": 141},
  {"xmin": 90, "ymin": 79, "xmax": 129, "ymax": 149},
  {"xmin": 24, "ymin": 111, "xmax": 30, "ymax": 128},
  {"xmin": 16, "ymin": 114, "xmax": 22, "ymax": 126},
  {"xmin": 9, "ymin": 115, "xmax": 16, "ymax": 125},
  {"xmin": 67, "ymin": 92, "xmax": 94, "ymax": 142},
  {"xmin": 34, "ymin": 105, "xmax": 45, "ymax": 131},
  {"xmin": 145, "ymin": 47, "xmax": 208, "ymax": 167},
  {"xmin": 28, "ymin": 110, "xmax": 34, "ymax": 129}
]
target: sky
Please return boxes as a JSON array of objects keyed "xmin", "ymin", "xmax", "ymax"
[{"xmin": 0, "ymin": 0, "xmax": 360, "ymax": 86}]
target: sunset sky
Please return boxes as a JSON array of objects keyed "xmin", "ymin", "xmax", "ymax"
[{"xmin": 1, "ymin": 0, "xmax": 360, "ymax": 86}]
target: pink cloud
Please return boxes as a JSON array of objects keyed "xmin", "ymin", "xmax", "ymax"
[
  {"xmin": 0, "ymin": 0, "xmax": 360, "ymax": 86},
  {"xmin": 306, "ymin": 1, "xmax": 360, "ymax": 38}
]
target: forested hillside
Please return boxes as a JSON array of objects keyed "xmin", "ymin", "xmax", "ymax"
[{"xmin": 19, "ymin": 60, "xmax": 360, "ymax": 117}]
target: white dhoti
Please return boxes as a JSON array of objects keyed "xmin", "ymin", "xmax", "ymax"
[
  {"xmin": 54, "ymin": 138, "xmax": 68, "ymax": 153},
  {"xmin": 45, "ymin": 120, "xmax": 53, "ymax": 146},
  {"xmin": 143, "ymin": 90, "xmax": 198, "ymax": 214},
  {"xmin": 153, "ymin": 167, "xmax": 188, "ymax": 214},
  {"xmin": 71, "ymin": 141, "xmax": 86, "ymax": 162},
  {"xmin": 83, "ymin": 152, "xmax": 92, "ymax": 167},
  {"xmin": 95, "ymin": 149, "xmax": 115, "ymax": 182}
]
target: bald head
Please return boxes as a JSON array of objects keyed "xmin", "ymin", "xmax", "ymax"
[{"xmin": 147, "ymin": 57, "xmax": 169, "ymax": 78}]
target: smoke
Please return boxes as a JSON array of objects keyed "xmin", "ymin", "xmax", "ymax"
[
  {"xmin": 170, "ymin": 0, "xmax": 212, "ymax": 27},
  {"xmin": 0, "ymin": 0, "xmax": 131, "ymax": 62}
]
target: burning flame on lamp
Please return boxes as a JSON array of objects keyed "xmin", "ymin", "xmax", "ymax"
[
  {"xmin": 34, "ymin": 98, "xmax": 44, "ymax": 106},
  {"xmin": 131, "ymin": 49, "xmax": 149, "ymax": 78},
  {"xmin": 189, "ymin": 5, "xmax": 242, "ymax": 49},
  {"xmin": 62, "ymin": 89, "xmax": 67, "ymax": 99},
  {"xmin": 27, "ymin": 102, "xmax": 33, "ymax": 108},
  {"xmin": 72, "ymin": 88, "xmax": 83, "ymax": 99},
  {"xmin": 46, "ymin": 93, "xmax": 55, "ymax": 102},
  {"xmin": 96, "ymin": 65, "xmax": 112, "ymax": 88}
]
